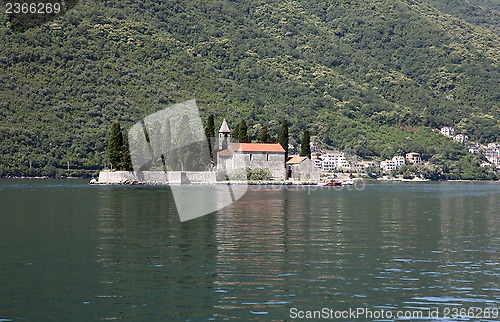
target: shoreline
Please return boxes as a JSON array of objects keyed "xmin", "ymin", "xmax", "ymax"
[{"xmin": 1, "ymin": 176, "xmax": 499, "ymax": 184}]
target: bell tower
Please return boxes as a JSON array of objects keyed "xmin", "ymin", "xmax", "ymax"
[{"xmin": 218, "ymin": 118, "xmax": 231, "ymax": 150}]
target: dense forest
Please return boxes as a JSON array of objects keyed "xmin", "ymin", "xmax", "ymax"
[{"xmin": 0, "ymin": 0, "xmax": 498, "ymax": 178}]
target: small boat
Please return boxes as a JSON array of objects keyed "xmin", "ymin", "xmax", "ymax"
[
  {"xmin": 341, "ymin": 179, "xmax": 355, "ymax": 185},
  {"xmin": 319, "ymin": 180, "xmax": 342, "ymax": 187}
]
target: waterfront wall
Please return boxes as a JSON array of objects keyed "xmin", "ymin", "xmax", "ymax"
[{"xmin": 97, "ymin": 171, "xmax": 216, "ymax": 184}]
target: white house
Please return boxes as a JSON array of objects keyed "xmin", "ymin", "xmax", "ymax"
[
  {"xmin": 440, "ymin": 127, "xmax": 455, "ymax": 137},
  {"xmin": 392, "ymin": 156, "xmax": 405, "ymax": 167},
  {"xmin": 380, "ymin": 156, "xmax": 405, "ymax": 173},
  {"xmin": 484, "ymin": 143, "xmax": 500, "ymax": 168},
  {"xmin": 380, "ymin": 160, "xmax": 397, "ymax": 173},
  {"xmin": 316, "ymin": 153, "xmax": 350, "ymax": 171},
  {"xmin": 454, "ymin": 134, "xmax": 468, "ymax": 143}
]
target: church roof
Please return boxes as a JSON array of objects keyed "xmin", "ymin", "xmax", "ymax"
[
  {"xmin": 219, "ymin": 118, "xmax": 230, "ymax": 133},
  {"xmin": 230, "ymin": 143, "xmax": 285, "ymax": 153},
  {"xmin": 286, "ymin": 155, "xmax": 307, "ymax": 164}
]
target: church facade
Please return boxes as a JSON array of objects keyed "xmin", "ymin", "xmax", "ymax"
[{"xmin": 216, "ymin": 119, "xmax": 286, "ymax": 180}]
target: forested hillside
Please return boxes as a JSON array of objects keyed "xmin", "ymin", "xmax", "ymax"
[
  {"xmin": 425, "ymin": 0, "xmax": 499, "ymax": 34},
  {"xmin": 0, "ymin": 0, "xmax": 498, "ymax": 177}
]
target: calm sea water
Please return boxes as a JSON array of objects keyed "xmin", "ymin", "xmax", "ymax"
[{"xmin": 0, "ymin": 179, "xmax": 498, "ymax": 321}]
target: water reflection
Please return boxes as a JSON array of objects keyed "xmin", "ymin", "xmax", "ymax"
[
  {"xmin": 94, "ymin": 183, "xmax": 498, "ymax": 321},
  {"xmin": 210, "ymin": 184, "xmax": 498, "ymax": 320},
  {"xmin": 1, "ymin": 180, "xmax": 497, "ymax": 321}
]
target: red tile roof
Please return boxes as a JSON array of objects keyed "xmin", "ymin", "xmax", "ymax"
[
  {"xmin": 230, "ymin": 143, "xmax": 285, "ymax": 153},
  {"xmin": 286, "ymin": 155, "xmax": 306, "ymax": 164}
]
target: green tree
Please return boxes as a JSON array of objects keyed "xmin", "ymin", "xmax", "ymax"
[
  {"xmin": 300, "ymin": 130, "xmax": 311, "ymax": 158},
  {"xmin": 205, "ymin": 114, "xmax": 215, "ymax": 139},
  {"xmin": 108, "ymin": 120, "xmax": 124, "ymax": 170},
  {"xmin": 258, "ymin": 126, "xmax": 270, "ymax": 143},
  {"xmin": 205, "ymin": 114, "xmax": 215, "ymax": 161},
  {"xmin": 121, "ymin": 135, "xmax": 133, "ymax": 171},
  {"xmin": 278, "ymin": 120, "xmax": 289, "ymax": 160},
  {"xmin": 237, "ymin": 120, "xmax": 250, "ymax": 143}
]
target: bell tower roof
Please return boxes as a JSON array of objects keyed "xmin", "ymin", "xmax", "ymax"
[{"xmin": 219, "ymin": 118, "xmax": 230, "ymax": 134}]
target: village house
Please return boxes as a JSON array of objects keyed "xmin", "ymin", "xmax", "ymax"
[
  {"xmin": 380, "ymin": 156, "xmax": 406, "ymax": 173},
  {"xmin": 314, "ymin": 152, "xmax": 350, "ymax": 171},
  {"xmin": 309, "ymin": 141, "xmax": 321, "ymax": 154},
  {"xmin": 380, "ymin": 160, "xmax": 397, "ymax": 173},
  {"xmin": 392, "ymin": 156, "xmax": 405, "ymax": 167},
  {"xmin": 286, "ymin": 155, "xmax": 320, "ymax": 181},
  {"xmin": 454, "ymin": 134, "xmax": 468, "ymax": 143},
  {"xmin": 466, "ymin": 141, "xmax": 480, "ymax": 154},
  {"xmin": 312, "ymin": 155, "xmax": 322, "ymax": 168},
  {"xmin": 405, "ymin": 152, "xmax": 422, "ymax": 164},
  {"xmin": 440, "ymin": 126, "xmax": 455, "ymax": 137},
  {"xmin": 351, "ymin": 160, "xmax": 377, "ymax": 173},
  {"xmin": 484, "ymin": 143, "xmax": 500, "ymax": 168}
]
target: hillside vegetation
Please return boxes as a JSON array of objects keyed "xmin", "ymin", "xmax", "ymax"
[{"xmin": 0, "ymin": 0, "xmax": 498, "ymax": 177}]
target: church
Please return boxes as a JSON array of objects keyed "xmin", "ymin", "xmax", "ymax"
[{"xmin": 216, "ymin": 119, "xmax": 287, "ymax": 180}]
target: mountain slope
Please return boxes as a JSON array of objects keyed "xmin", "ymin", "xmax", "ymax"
[{"xmin": 0, "ymin": 0, "xmax": 498, "ymax": 177}]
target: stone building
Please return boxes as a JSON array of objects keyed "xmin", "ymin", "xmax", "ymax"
[
  {"xmin": 286, "ymin": 155, "xmax": 320, "ymax": 181},
  {"xmin": 216, "ymin": 120, "xmax": 286, "ymax": 179}
]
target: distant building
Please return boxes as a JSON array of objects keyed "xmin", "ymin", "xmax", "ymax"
[
  {"xmin": 310, "ymin": 141, "xmax": 320, "ymax": 153},
  {"xmin": 406, "ymin": 152, "xmax": 422, "ymax": 164},
  {"xmin": 440, "ymin": 127, "xmax": 455, "ymax": 137},
  {"xmin": 487, "ymin": 143, "xmax": 500, "ymax": 150},
  {"xmin": 484, "ymin": 143, "xmax": 500, "ymax": 168},
  {"xmin": 454, "ymin": 134, "xmax": 468, "ymax": 143},
  {"xmin": 286, "ymin": 155, "xmax": 320, "ymax": 181},
  {"xmin": 380, "ymin": 160, "xmax": 397, "ymax": 173},
  {"xmin": 380, "ymin": 156, "xmax": 406, "ymax": 173},
  {"xmin": 392, "ymin": 156, "xmax": 405, "ymax": 167},
  {"xmin": 311, "ymin": 156, "xmax": 322, "ymax": 169},
  {"xmin": 467, "ymin": 141, "xmax": 480, "ymax": 154},
  {"xmin": 351, "ymin": 161, "xmax": 376, "ymax": 173},
  {"xmin": 316, "ymin": 152, "xmax": 350, "ymax": 171}
]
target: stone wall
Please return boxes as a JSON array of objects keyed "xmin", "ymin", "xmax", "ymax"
[
  {"xmin": 97, "ymin": 171, "xmax": 216, "ymax": 184},
  {"xmin": 288, "ymin": 159, "xmax": 320, "ymax": 181}
]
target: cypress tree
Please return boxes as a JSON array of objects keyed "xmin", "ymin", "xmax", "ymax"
[
  {"xmin": 299, "ymin": 130, "xmax": 311, "ymax": 158},
  {"xmin": 278, "ymin": 120, "xmax": 289, "ymax": 160},
  {"xmin": 121, "ymin": 135, "xmax": 133, "ymax": 171},
  {"xmin": 205, "ymin": 114, "xmax": 215, "ymax": 140},
  {"xmin": 258, "ymin": 126, "xmax": 270, "ymax": 143},
  {"xmin": 205, "ymin": 114, "xmax": 215, "ymax": 161},
  {"xmin": 237, "ymin": 120, "xmax": 250, "ymax": 143},
  {"xmin": 108, "ymin": 120, "xmax": 124, "ymax": 170}
]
